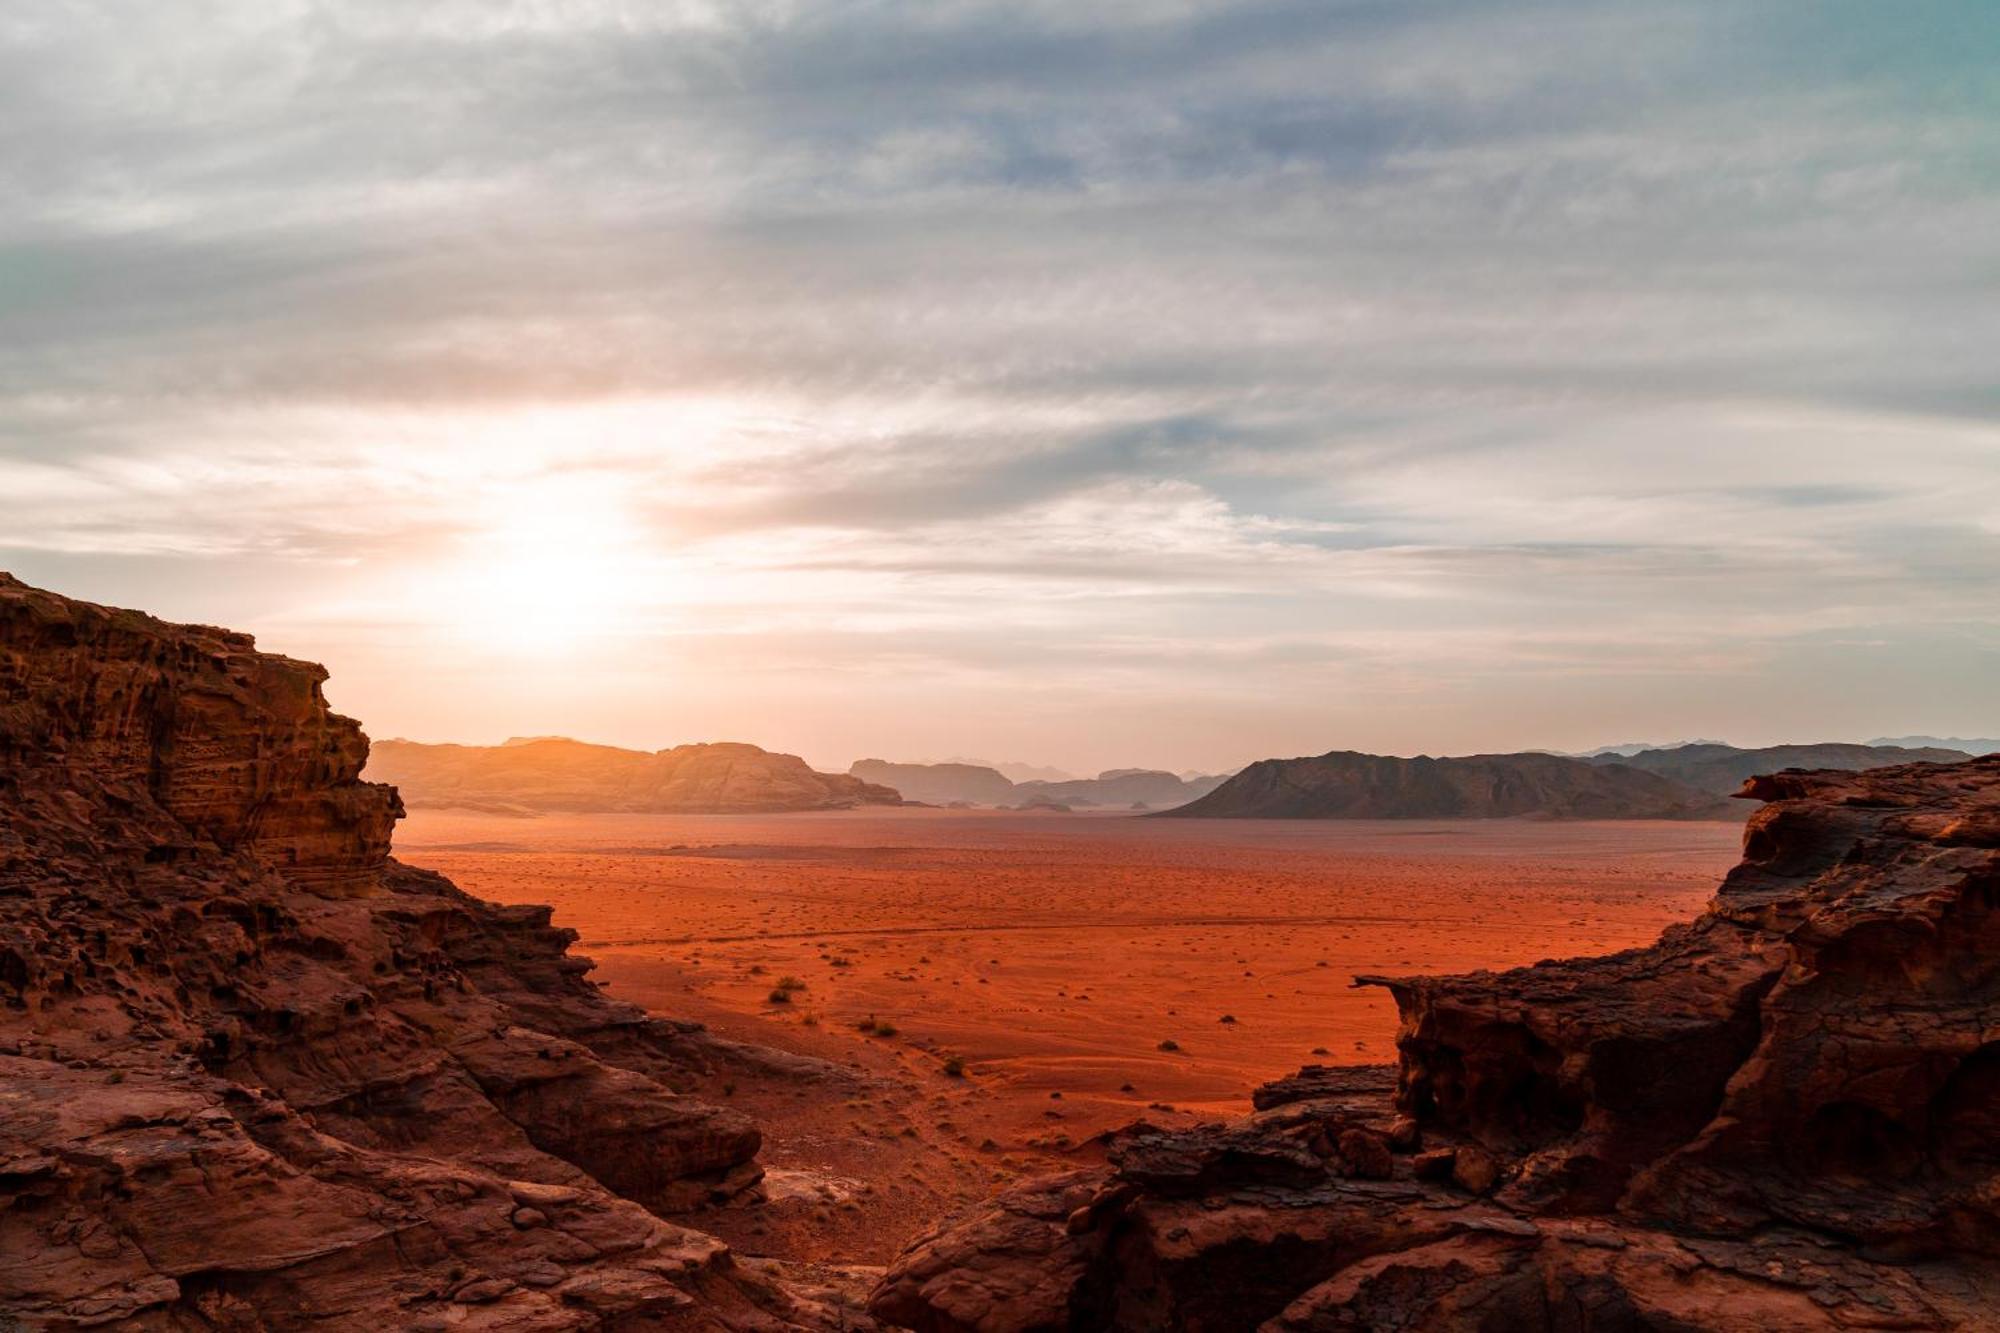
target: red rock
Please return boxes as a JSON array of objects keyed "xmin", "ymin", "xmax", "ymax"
[
  {"xmin": 1449, "ymin": 1144, "xmax": 1499, "ymax": 1195},
  {"xmin": 0, "ymin": 575, "xmax": 853, "ymax": 1329},
  {"xmin": 1336, "ymin": 1128, "xmax": 1394, "ymax": 1181}
]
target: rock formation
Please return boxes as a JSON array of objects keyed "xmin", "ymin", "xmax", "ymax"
[
  {"xmin": 367, "ymin": 735, "xmax": 902, "ymax": 814},
  {"xmin": 1166, "ymin": 750, "xmax": 1738, "ymax": 820},
  {"xmin": 1592, "ymin": 741, "xmax": 1972, "ymax": 795},
  {"xmin": 0, "ymin": 575, "xmax": 866, "ymax": 1329},
  {"xmin": 873, "ymin": 757, "xmax": 2000, "ymax": 1329}
]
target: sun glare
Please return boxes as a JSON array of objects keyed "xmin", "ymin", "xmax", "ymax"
[{"xmin": 436, "ymin": 489, "xmax": 651, "ymax": 656}]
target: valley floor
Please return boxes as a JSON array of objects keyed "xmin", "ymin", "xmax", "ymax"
[{"xmin": 395, "ymin": 808, "xmax": 1741, "ymax": 1266}]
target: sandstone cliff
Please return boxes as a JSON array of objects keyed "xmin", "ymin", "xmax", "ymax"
[
  {"xmin": 0, "ymin": 575, "xmax": 866, "ymax": 1329},
  {"xmin": 873, "ymin": 757, "xmax": 2000, "ymax": 1329},
  {"xmin": 368, "ymin": 735, "xmax": 902, "ymax": 814},
  {"xmin": 1166, "ymin": 749, "xmax": 1738, "ymax": 820}
]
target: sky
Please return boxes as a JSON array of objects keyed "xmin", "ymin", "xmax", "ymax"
[{"xmin": 2, "ymin": 1, "xmax": 1997, "ymax": 775}]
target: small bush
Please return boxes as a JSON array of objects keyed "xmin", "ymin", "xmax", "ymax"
[
  {"xmin": 1157, "ymin": 1039, "xmax": 1180, "ymax": 1052},
  {"xmin": 1219, "ymin": 1014, "xmax": 1238, "ymax": 1025},
  {"xmin": 768, "ymin": 988, "xmax": 792, "ymax": 1004},
  {"xmin": 857, "ymin": 1015, "xmax": 878, "ymax": 1033},
  {"xmin": 776, "ymin": 975, "xmax": 807, "ymax": 991},
  {"xmin": 942, "ymin": 1057, "xmax": 966, "ymax": 1078}
]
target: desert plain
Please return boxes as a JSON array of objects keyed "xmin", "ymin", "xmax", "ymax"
[{"xmin": 396, "ymin": 806, "xmax": 1744, "ymax": 1264}]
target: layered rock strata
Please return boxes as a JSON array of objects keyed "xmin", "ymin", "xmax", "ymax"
[{"xmin": 0, "ymin": 575, "xmax": 865, "ymax": 1329}]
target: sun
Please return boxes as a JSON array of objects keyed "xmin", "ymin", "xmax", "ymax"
[{"xmin": 434, "ymin": 489, "xmax": 650, "ymax": 657}]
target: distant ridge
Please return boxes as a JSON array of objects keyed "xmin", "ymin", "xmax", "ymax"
[
  {"xmin": 1594, "ymin": 742, "xmax": 1972, "ymax": 795},
  {"xmin": 848, "ymin": 760, "xmax": 1230, "ymax": 810},
  {"xmin": 1869, "ymin": 735, "xmax": 2000, "ymax": 757},
  {"xmin": 368, "ymin": 736, "xmax": 901, "ymax": 814},
  {"xmin": 1162, "ymin": 750, "xmax": 1737, "ymax": 820}
]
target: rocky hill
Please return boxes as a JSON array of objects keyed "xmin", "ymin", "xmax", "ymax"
[
  {"xmin": 1166, "ymin": 749, "xmax": 1737, "ymax": 820},
  {"xmin": 0, "ymin": 574, "xmax": 865, "ymax": 1328},
  {"xmin": 872, "ymin": 756, "xmax": 2000, "ymax": 1329},
  {"xmin": 1595, "ymin": 740, "xmax": 1971, "ymax": 795},
  {"xmin": 369, "ymin": 735, "xmax": 902, "ymax": 814}
]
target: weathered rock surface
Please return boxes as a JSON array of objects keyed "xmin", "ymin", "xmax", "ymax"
[
  {"xmin": 873, "ymin": 757, "xmax": 2000, "ymax": 1329},
  {"xmin": 1165, "ymin": 750, "xmax": 1739, "ymax": 820},
  {"xmin": 369, "ymin": 736, "xmax": 902, "ymax": 814},
  {"xmin": 0, "ymin": 575, "xmax": 870, "ymax": 1329}
]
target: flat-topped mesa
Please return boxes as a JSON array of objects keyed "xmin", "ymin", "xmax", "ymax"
[
  {"xmin": 0, "ymin": 573, "xmax": 399, "ymax": 892},
  {"xmin": 873, "ymin": 756, "xmax": 2000, "ymax": 1331}
]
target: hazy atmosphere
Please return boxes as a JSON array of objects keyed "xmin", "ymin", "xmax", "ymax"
[{"xmin": 4, "ymin": 1, "xmax": 1996, "ymax": 772}]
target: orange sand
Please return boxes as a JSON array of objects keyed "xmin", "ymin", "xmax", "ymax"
[{"xmin": 396, "ymin": 807, "xmax": 1741, "ymax": 1256}]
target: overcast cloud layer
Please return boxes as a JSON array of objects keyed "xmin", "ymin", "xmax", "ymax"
[{"xmin": 2, "ymin": 1, "xmax": 1996, "ymax": 772}]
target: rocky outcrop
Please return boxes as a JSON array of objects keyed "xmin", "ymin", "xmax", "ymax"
[
  {"xmin": 1165, "ymin": 750, "xmax": 1737, "ymax": 820},
  {"xmin": 1593, "ymin": 741, "xmax": 1972, "ymax": 795},
  {"xmin": 873, "ymin": 757, "xmax": 2000, "ymax": 1329},
  {"xmin": 367, "ymin": 735, "xmax": 902, "ymax": 814},
  {"xmin": 0, "ymin": 575, "xmax": 867, "ymax": 1329}
]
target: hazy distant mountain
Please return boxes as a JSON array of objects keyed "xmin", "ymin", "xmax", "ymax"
[
  {"xmin": 845, "ymin": 761, "xmax": 1225, "ymax": 810},
  {"xmin": 1869, "ymin": 735, "xmax": 2000, "ymax": 757},
  {"xmin": 1164, "ymin": 750, "xmax": 1737, "ymax": 820},
  {"xmin": 1569, "ymin": 739, "xmax": 1728, "ymax": 758},
  {"xmin": 1595, "ymin": 742, "xmax": 1972, "ymax": 795},
  {"xmin": 368, "ymin": 737, "xmax": 901, "ymax": 814},
  {"xmin": 940, "ymin": 757, "xmax": 1079, "ymax": 784},
  {"xmin": 1015, "ymin": 769, "xmax": 1226, "ymax": 810},
  {"xmin": 849, "ymin": 759, "xmax": 1018, "ymax": 806}
]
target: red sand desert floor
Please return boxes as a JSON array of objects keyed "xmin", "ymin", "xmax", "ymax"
[{"xmin": 396, "ymin": 808, "xmax": 1743, "ymax": 1263}]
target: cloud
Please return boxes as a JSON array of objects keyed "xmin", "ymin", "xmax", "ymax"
[{"xmin": 1, "ymin": 0, "xmax": 1995, "ymax": 767}]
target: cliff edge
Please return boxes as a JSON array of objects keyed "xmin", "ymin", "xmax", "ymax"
[{"xmin": 0, "ymin": 575, "xmax": 866, "ymax": 1329}]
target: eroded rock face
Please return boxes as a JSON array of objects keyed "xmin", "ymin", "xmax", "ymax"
[
  {"xmin": 873, "ymin": 757, "xmax": 2000, "ymax": 1330},
  {"xmin": 0, "ymin": 576, "xmax": 863, "ymax": 1329}
]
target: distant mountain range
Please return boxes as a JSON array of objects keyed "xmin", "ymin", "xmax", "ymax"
[
  {"xmin": 1868, "ymin": 735, "xmax": 2000, "ymax": 757},
  {"xmin": 1165, "ymin": 740, "xmax": 1977, "ymax": 820},
  {"xmin": 367, "ymin": 737, "xmax": 901, "ymax": 814},
  {"xmin": 937, "ymin": 756, "xmax": 1079, "ymax": 784},
  {"xmin": 848, "ymin": 760, "xmax": 1230, "ymax": 810},
  {"xmin": 1588, "ymin": 742, "xmax": 1973, "ymax": 795},
  {"xmin": 1164, "ymin": 750, "xmax": 1739, "ymax": 820}
]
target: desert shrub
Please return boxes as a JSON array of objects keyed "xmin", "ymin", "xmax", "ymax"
[
  {"xmin": 942, "ymin": 1057, "xmax": 965, "ymax": 1078},
  {"xmin": 768, "ymin": 988, "xmax": 791, "ymax": 1003},
  {"xmin": 1157, "ymin": 1039, "xmax": 1180, "ymax": 1052}
]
